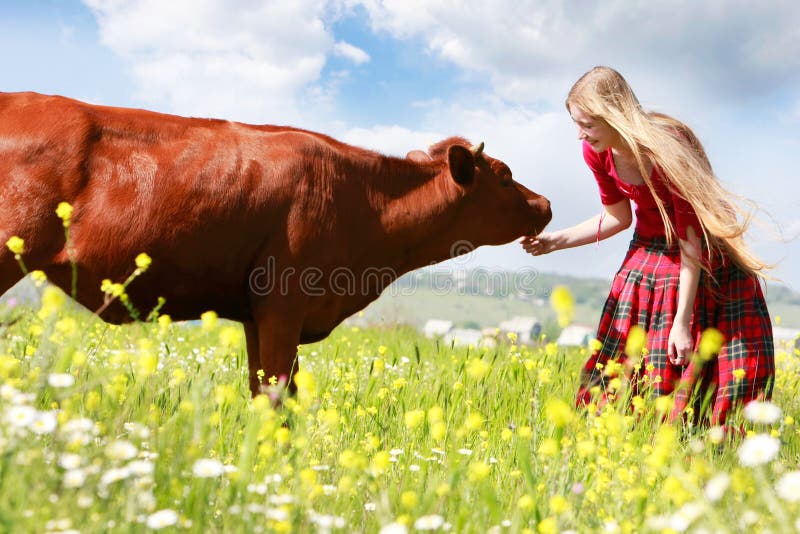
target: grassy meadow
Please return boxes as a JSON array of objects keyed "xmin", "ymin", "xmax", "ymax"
[{"xmin": 1, "ymin": 276, "xmax": 800, "ymax": 534}]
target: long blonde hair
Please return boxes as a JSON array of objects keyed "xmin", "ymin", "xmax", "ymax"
[{"xmin": 567, "ymin": 66, "xmax": 769, "ymax": 279}]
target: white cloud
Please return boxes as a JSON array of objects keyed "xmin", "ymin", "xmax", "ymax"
[
  {"xmin": 333, "ymin": 41, "xmax": 370, "ymax": 64},
  {"xmin": 354, "ymin": 0, "xmax": 800, "ymax": 107},
  {"xmin": 82, "ymin": 0, "xmax": 337, "ymax": 125},
  {"xmin": 341, "ymin": 125, "xmax": 444, "ymax": 157}
]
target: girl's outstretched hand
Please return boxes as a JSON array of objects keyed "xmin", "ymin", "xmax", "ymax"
[{"xmin": 521, "ymin": 232, "xmax": 559, "ymax": 256}]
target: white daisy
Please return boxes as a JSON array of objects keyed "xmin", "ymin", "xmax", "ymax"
[
  {"xmin": 5, "ymin": 405, "xmax": 36, "ymax": 429},
  {"xmin": 59, "ymin": 454, "xmax": 83, "ymax": 470},
  {"xmin": 743, "ymin": 401, "xmax": 782, "ymax": 425},
  {"xmin": 415, "ymin": 514, "xmax": 445, "ymax": 530},
  {"xmin": 703, "ymin": 473, "xmax": 730, "ymax": 502},
  {"xmin": 105, "ymin": 440, "xmax": 138, "ymax": 461},
  {"xmin": 128, "ymin": 460, "xmax": 155, "ymax": 476},
  {"xmin": 64, "ymin": 469, "xmax": 86, "ymax": 488},
  {"xmin": 48, "ymin": 373, "xmax": 75, "ymax": 388},
  {"xmin": 30, "ymin": 411, "xmax": 58, "ymax": 434},
  {"xmin": 737, "ymin": 434, "xmax": 780, "ymax": 467},
  {"xmin": 776, "ymin": 471, "xmax": 800, "ymax": 502},
  {"xmin": 379, "ymin": 523, "xmax": 408, "ymax": 534},
  {"xmin": 192, "ymin": 458, "xmax": 225, "ymax": 478},
  {"xmin": 146, "ymin": 509, "xmax": 179, "ymax": 530}
]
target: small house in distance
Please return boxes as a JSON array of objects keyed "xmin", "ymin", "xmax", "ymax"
[
  {"xmin": 423, "ymin": 319, "xmax": 454, "ymax": 339},
  {"xmin": 773, "ymin": 326, "xmax": 800, "ymax": 351},
  {"xmin": 497, "ymin": 316, "xmax": 541, "ymax": 345},
  {"xmin": 443, "ymin": 328, "xmax": 485, "ymax": 347},
  {"xmin": 557, "ymin": 324, "xmax": 595, "ymax": 348}
]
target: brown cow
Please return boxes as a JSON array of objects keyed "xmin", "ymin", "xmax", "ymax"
[{"xmin": 0, "ymin": 91, "xmax": 551, "ymax": 395}]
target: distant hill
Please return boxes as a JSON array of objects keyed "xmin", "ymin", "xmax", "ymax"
[
  {"xmin": 355, "ymin": 268, "xmax": 800, "ymax": 337},
  {"xmin": 3, "ymin": 270, "xmax": 799, "ymax": 338}
]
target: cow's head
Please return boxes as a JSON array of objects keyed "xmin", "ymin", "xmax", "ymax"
[{"xmin": 426, "ymin": 138, "xmax": 551, "ymax": 250}]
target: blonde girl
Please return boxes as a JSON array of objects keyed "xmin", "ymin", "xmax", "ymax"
[{"xmin": 524, "ymin": 66, "xmax": 774, "ymax": 424}]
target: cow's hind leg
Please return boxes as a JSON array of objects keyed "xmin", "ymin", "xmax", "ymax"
[{"xmin": 244, "ymin": 321, "xmax": 265, "ymax": 397}]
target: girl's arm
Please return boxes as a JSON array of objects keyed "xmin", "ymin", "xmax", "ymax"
[
  {"xmin": 668, "ymin": 225, "xmax": 702, "ymax": 364},
  {"xmin": 521, "ymin": 199, "xmax": 632, "ymax": 255}
]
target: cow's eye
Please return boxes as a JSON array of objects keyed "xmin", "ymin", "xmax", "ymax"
[{"xmin": 501, "ymin": 179, "xmax": 512, "ymax": 187}]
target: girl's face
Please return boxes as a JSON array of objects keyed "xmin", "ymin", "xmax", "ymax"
[{"xmin": 568, "ymin": 103, "xmax": 619, "ymax": 152}]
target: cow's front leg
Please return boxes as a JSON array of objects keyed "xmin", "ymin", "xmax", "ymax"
[{"xmin": 247, "ymin": 302, "xmax": 303, "ymax": 398}]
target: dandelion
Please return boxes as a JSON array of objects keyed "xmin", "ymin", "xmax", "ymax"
[
  {"xmin": 776, "ymin": 471, "xmax": 800, "ymax": 502},
  {"xmin": 732, "ymin": 368, "xmax": 746, "ymax": 381},
  {"xmin": 105, "ymin": 440, "xmax": 138, "ymax": 461},
  {"xmin": 48, "ymin": 373, "xmax": 75, "ymax": 388},
  {"xmin": 193, "ymin": 458, "xmax": 225, "ymax": 478},
  {"xmin": 146, "ymin": 509, "xmax": 179, "ymax": 529},
  {"xmin": 737, "ymin": 434, "xmax": 780, "ymax": 467},
  {"xmin": 743, "ymin": 401, "xmax": 782, "ymax": 425},
  {"xmin": 414, "ymin": 515, "xmax": 445, "ymax": 531}
]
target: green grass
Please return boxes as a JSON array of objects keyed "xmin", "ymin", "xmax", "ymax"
[{"xmin": 1, "ymin": 287, "xmax": 800, "ymax": 533}]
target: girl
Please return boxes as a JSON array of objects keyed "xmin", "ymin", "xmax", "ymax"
[{"xmin": 523, "ymin": 66, "xmax": 774, "ymax": 425}]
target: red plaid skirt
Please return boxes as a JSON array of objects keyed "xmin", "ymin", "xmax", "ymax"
[{"xmin": 577, "ymin": 234, "xmax": 774, "ymax": 424}]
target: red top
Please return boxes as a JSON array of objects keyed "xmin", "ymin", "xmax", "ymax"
[{"xmin": 582, "ymin": 141, "xmax": 701, "ymax": 240}]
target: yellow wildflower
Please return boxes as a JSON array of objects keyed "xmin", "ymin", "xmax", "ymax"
[
  {"xmin": 545, "ymin": 398, "xmax": 575, "ymax": 428},
  {"xmin": 404, "ymin": 409, "xmax": 425, "ymax": 430},
  {"xmin": 370, "ymin": 451, "xmax": 391, "ymax": 475},
  {"xmin": 201, "ymin": 310, "xmax": 218, "ymax": 330},
  {"xmin": 624, "ymin": 325, "xmax": 647, "ymax": 360},
  {"xmin": 468, "ymin": 461, "xmax": 491, "ymax": 482},
  {"xmin": 467, "ymin": 357, "xmax": 490, "ymax": 380},
  {"xmin": 55, "ymin": 202, "xmax": 73, "ymax": 226},
  {"xmin": 6, "ymin": 236, "xmax": 24, "ymax": 255},
  {"xmin": 550, "ymin": 285, "xmax": 574, "ymax": 327},
  {"xmin": 134, "ymin": 252, "xmax": 152, "ymax": 272},
  {"xmin": 518, "ymin": 494, "xmax": 535, "ymax": 511},
  {"xmin": 698, "ymin": 328, "xmax": 725, "ymax": 361}
]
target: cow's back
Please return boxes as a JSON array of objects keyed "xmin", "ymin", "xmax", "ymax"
[{"xmin": 0, "ymin": 92, "xmax": 329, "ymax": 320}]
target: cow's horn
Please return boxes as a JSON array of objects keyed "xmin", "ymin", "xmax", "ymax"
[{"xmin": 471, "ymin": 142, "xmax": 484, "ymax": 158}]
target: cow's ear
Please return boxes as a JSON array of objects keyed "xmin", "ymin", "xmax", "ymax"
[
  {"xmin": 406, "ymin": 150, "xmax": 432, "ymax": 163},
  {"xmin": 447, "ymin": 145, "xmax": 475, "ymax": 186}
]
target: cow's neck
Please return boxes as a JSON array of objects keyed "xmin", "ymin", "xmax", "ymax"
[{"xmin": 365, "ymin": 162, "xmax": 464, "ymax": 273}]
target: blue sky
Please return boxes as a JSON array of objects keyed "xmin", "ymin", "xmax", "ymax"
[{"xmin": 2, "ymin": 0, "xmax": 799, "ymax": 290}]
